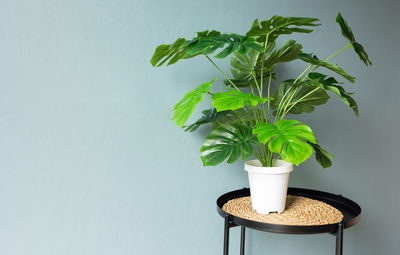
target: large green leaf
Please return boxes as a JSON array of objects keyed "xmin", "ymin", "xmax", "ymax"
[
  {"xmin": 286, "ymin": 86, "xmax": 329, "ymax": 114},
  {"xmin": 308, "ymin": 72, "xmax": 359, "ymax": 116},
  {"xmin": 184, "ymin": 108, "xmax": 230, "ymax": 132},
  {"xmin": 227, "ymin": 40, "xmax": 301, "ymax": 87},
  {"xmin": 228, "ymin": 49, "xmax": 261, "ymax": 87},
  {"xmin": 259, "ymin": 40, "xmax": 303, "ymax": 68},
  {"xmin": 150, "ymin": 31, "xmax": 264, "ymax": 67},
  {"xmin": 150, "ymin": 38, "xmax": 187, "ymax": 67},
  {"xmin": 211, "ymin": 89, "xmax": 272, "ymax": 112},
  {"xmin": 172, "ymin": 77, "xmax": 217, "ymax": 127},
  {"xmin": 253, "ymin": 119, "xmax": 316, "ymax": 165},
  {"xmin": 246, "ymin": 16, "xmax": 320, "ymax": 44},
  {"xmin": 200, "ymin": 124, "xmax": 258, "ymax": 166},
  {"xmin": 298, "ymin": 53, "xmax": 355, "ymax": 83},
  {"xmin": 307, "ymin": 141, "xmax": 334, "ymax": 168},
  {"xmin": 271, "ymin": 79, "xmax": 329, "ymax": 115},
  {"xmin": 336, "ymin": 13, "xmax": 372, "ymax": 66}
]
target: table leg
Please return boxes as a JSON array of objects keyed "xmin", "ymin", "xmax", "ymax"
[
  {"xmin": 335, "ymin": 222, "xmax": 344, "ymax": 255},
  {"xmin": 224, "ymin": 216, "xmax": 230, "ymax": 255},
  {"xmin": 240, "ymin": 226, "xmax": 245, "ymax": 255}
]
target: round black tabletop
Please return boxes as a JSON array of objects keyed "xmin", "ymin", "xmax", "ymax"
[{"xmin": 217, "ymin": 187, "xmax": 361, "ymax": 234}]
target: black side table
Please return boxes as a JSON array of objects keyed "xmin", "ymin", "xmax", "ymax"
[{"xmin": 217, "ymin": 187, "xmax": 361, "ymax": 255}]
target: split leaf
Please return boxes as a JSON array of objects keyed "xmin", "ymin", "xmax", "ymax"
[
  {"xmin": 253, "ymin": 119, "xmax": 316, "ymax": 165},
  {"xmin": 172, "ymin": 77, "xmax": 217, "ymax": 127},
  {"xmin": 200, "ymin": 124, "xmax": 258, "ymax": 166},
  {"xmin": 298, "ymin": 53, "xmax": 355, "ymax": 83},
  {"xmin": 211, "ymin": 89, "xmax": 273, "ymax": 112},
  {"xmin": 307, "ymin": 142, "xmax": 334, "ymax": 168},
  {"xmin": 336, "ymin": 12, "xmax": 372, "ymax": 66}
]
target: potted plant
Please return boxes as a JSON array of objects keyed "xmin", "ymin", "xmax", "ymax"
[{"xmin": 150, "ymin": 13, "xmax": 371, "ymax": 214}]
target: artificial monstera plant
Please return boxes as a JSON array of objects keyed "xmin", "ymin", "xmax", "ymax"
[{"xmin": 151, "ymin": 13, "xmax": 371, "ymax": 168}]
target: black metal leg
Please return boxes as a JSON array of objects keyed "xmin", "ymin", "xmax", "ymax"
[
  {"xmin": 224, "ymin": 216, "xmax": 230, "ymax": 255},
  {"xmin": 335, "ymin": 222, "xmax": 344, "ymax": 255},
  {"xmin": 240, "ymin": 226, "xmax": 245, "ymax": 255}
]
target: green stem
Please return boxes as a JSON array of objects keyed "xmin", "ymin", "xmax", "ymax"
[
  {"xmin": 261, "ymin": 104, "xmax": 267, "ymax": 122},
  {"xmin": 243, "ymin": 56, "xmax": 266, "ymax": 122},
  {"xmin": 281, "ymin": 87, "xmax": 321, "ymax": 118},
  {"xmin": 325, "ymin": 43, "xmax": 352, "ymax": 62},
  {"xmin": 267, "ymin": 151, "xmax": 274, "ymax": 166},
  {"xmin": 275, "ymin": 64, "xmax": 312, "ymax": 119},
  {"xmin": 233, "ymin": 110, "xmax": 246, "ymax": 125},
  {"xmin": 244, "ymin": 56, "xmax": 262, "ymax": 97},
  {"xmin": 267, "ymin": 69, "xmax": 272, "ymax": 122},
  {"xmin": 303, "ymin": 43, "xmax": 352, "ymax": 80},
  {"xmin": 205, "ymin": 55, "xmax": 240, "ymax": 91},
  {"xmin": 279, "ymin": 88, "xmax": 298, "ymax": 120},
  {"xmin": 276, "ymin": 87, "xmax": 297, "ymax": 121},
  {"xmin": 216, "ymin": 120, "xmax": 224, "ymax": 126},
  {"xmin": 253, "ymin": 150, "xmax": 264, "ymax": 165},
  {"xmin": 260, "ymin": 34, "xmax": 270, "ymax": 91}
]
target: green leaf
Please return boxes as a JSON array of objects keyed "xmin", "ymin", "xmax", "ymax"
[
  {"xmin": 336, "ymin": 12, "xmax": 372, "ymax": 66},
  {"xmin": 186, "ymin": 33, "xmax": 264, "ymax": 59},
  {"xmin": 227, "ymin": 49, "xmax": 277, "ymax": 88},
  {"xmin": 253, "ymin": 119, "xmax": 316, "ymax": 165},
  {"xmin": 230, "ymin": 49, "xmax": 259, "ymax": 82},
  {"xmin": 270, "ymin": 80, "xmax": 293, "ymax": 110},
  {"xmin": 211, "ymin": 89, "xmax": 273, "ymax": 112},
  {"xmin": 150, "ymin": 31, "xmax": 265, "ymax": 67},
  {"xmin": 184, "ymin": 108, "xmax": 230, "ymax": 132},
  {"xmin": 287, "ymin": 86, "xmax": 329, "ymax": 114},
  {"xmin": 150, "ymin": 38, "xmax": 187, "ymax": 67},
  {"xmin": 227, "ymin": 40, "xmax": 302, "ymax": 88},
  {"xmin": 246, "ymin": 16, "xmax": 320, "ymax": 44},
  {"xmin": 307, "ymin": 142, "xmax": 334, "ymax": 168},
  {"xmin": 172, "ymin": 77, "xmax": 217, "ymax": 127},
  {"xmin": 200, "ymin": 124, "xmax": 258, "ymax": 166},
  {"xmin": 308, "ymin": 72, "xmax": 359, "ymax": 116},
  {"xmin": 259, "ymin": 40, "xmax": 303, "ymax": 68},
  {"xmin": 271, "ymin": 79, "xmax": 329, "ymax": 115},
  {"xmin": 298, "ymin": 53, "xmax": 355, "ymax": 83}
]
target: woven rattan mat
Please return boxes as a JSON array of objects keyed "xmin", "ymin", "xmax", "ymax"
[{"xmin": 222, "ymin": 195, "xmax": 343, "ymax": 226}]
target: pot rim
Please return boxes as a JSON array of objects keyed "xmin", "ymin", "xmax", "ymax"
[{"xmin": 244, "ymin": 159, "xmax": 293, "ymax": 175}]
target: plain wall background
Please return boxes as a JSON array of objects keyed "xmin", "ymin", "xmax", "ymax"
[{"xmin": 0, "ymin": 0, "xmax": 399, "ymax": 254}]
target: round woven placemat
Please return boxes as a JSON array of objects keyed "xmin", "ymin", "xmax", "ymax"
[{"xmin": 222, "ymin": 195, "xmax": 343, "ymax": 226}]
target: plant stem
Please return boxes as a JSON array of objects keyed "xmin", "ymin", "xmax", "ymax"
[
  {"xmin": 325, "ymin": 43, "xmax": 352, "ymax": 62},
  {"xmin": 267, "ymin": 69, "xmax": 272, "ymax": 122},
  {"xmin": 205, "ymin": 55, "xmax": 240, "ymax": 91},
  {"xmin": 244, "ymin": 56, "xmax": 262, "ymax": 97},
  {"xmin": 275, "ymin": 64, "xmax": 312, "ymax": 119},
  {"xmin": 279, "ymin": 88, "xmax": 298, "ymax": 120},
  {"xmin": 260, "ymin": 34, "xmax": 270, "ymax": 91},
  {"xmin": 268, "ymin": 150, "xmax": 274, "ymax": 166},
  {"xmin": 276, "ymin": 87, "xmax": 297, "ymax": 121},
  {"xmin": 253, "ymin": 150, "xmax": 263, "ymax": 164},
  {"xmin": 303, "ymin": 43, "xmax": 353, "ymax": 80},
  {"xmin": 233, "ymin": 110, "xmax": 247, "ymax": 125},
  {"xmin": 281, "ymin": 86, "xmax": 321, "ymax": 118},
  {"xmin": 243, "ymin": 56, "xmax": 266, "ymax": 122},
  {"xmin": 216, "ymin": 120, "xmax": 224, "ymax": 126}
]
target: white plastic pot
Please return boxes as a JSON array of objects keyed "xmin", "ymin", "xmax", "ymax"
[{"xmin": 244, "ymin": 159, "xmax": 294, "ymax": 214}]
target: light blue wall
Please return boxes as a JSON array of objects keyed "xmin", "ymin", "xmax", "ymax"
[{"xmin": 0, "ymin": 0, "xmax": 399, "ymax": 254}]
